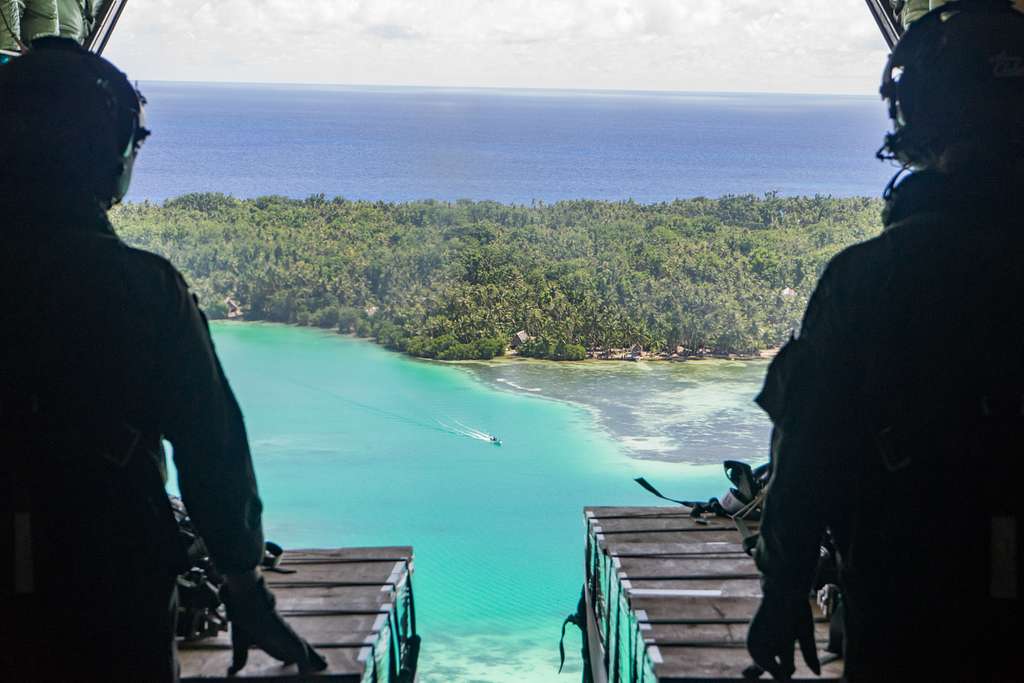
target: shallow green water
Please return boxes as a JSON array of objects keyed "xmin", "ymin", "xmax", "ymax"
[
  {"xmin": 174, "ymin": 323, "xmax": 770, "ymax": 682},
  {"xmin": 465, "ymin": 356, "xmax": 771, "ymax": 464}
]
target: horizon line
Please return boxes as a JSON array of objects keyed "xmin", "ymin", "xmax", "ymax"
[{"xmin": 133, "ymin": 79, "xmax": 879, "ymax": 100}]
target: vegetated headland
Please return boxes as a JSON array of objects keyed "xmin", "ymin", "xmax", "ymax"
[{"xmin": 114, "ymin": 193, "xmax": 881, "ymax": 361}]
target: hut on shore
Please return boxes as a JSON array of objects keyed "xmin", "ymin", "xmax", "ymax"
[
  {"xmin": 225, "ymin": 297, "xmax": 244, "ymax": 319},
  {"xmin": 510, "ymin": 330, "xmax": 531, "ymax": 349}
]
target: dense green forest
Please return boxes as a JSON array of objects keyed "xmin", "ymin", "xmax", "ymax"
[{"xmin": 112, "ymin": 194, "xmax": 881, "ymax": 360}]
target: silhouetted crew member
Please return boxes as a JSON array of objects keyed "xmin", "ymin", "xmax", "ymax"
[
  {"xmin": 0, "ymin": 39, "xmax": 326, "ymax": 681},
  {"xmin": 746, "ymin": 1, "xmax": 1023, "ymax": 680}
]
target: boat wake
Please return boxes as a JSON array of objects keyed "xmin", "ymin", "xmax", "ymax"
[
  {"xmin": 437, "ymin": 419, "xmax": 502, "ymax": 446},
  {"xmin": 284, "ymin": 378, "xmax": 502, "ymax": 446}
]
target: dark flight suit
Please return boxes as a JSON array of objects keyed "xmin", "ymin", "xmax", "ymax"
[
  {"xmin": 754, "ymin": 168, "xmax": 1023, "ymax": 681},
  {"xmin": 0, "ymin": 204, "xmax": 265, "ymax": 682}
]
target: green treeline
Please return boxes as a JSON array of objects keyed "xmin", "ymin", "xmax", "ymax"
[{"xmin": 112, "ymin": 193, "xmax": 881, "ymax": 360}]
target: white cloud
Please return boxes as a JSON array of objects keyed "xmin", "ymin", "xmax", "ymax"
[{"xmin": 104, "ymin": 0, "xmax": 890, "ymax": 94}]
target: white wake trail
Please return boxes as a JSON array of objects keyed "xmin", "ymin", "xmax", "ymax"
[{"xmin": 454, "ymin": 419, "xmax": 492, "ymax": 440}]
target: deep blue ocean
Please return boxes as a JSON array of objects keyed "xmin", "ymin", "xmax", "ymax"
[{"xmin": 128, "ymin": 82, "xmax": 896, "ymax": 203}]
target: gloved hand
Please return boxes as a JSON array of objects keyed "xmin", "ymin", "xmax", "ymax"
[
  {"xmin": 747, "ymin": 590, "xmax": 821, "ymax": 680},
  {"xmin": 219, "ymin": 570, "xmax": 327, "ymax": 676}
]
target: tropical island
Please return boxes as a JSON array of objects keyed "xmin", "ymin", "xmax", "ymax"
[{"xmin": 113, "ymin": 193, "xmax": 880, "ymax": 361}]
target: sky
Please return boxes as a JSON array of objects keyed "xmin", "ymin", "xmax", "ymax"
[{"xmin": 105, "ymin": 0, "xmax": 891, "ymax": 95}]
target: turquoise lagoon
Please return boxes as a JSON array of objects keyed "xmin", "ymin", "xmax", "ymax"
[{"xmin": 177, "ymin": 323, "xmax": 771, "ymax": 682}]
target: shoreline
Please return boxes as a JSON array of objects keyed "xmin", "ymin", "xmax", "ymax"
[
  {"xmin": 517, "ymin": 349, "xmax": 778, "ymax": 363},
  {"xmin": 212, "ymin": 319, "xmax": 778, "ymax": 364},
  {"xmin": 209, "ymin": 320, "xmax": 772, "ymax": 466}
]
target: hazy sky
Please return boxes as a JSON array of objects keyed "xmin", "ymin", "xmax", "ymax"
[{"xmin": 105, "ymin": 1, "xmax": 890, "ymax": 95}]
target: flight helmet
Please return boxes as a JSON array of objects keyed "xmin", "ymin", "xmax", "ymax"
[
  {"xmin": 879, "ymin": 0, "xmax": 1024, "ymax": 168},
  {"xmin": 0, "ymin": 38, "xmax": 149, "ymax": 207}
]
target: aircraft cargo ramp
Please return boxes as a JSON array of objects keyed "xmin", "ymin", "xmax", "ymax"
[
  {"xmin": 583, "ymin": 507, "xmax": 842, "ymax": 682},
  {"xmin": 179, "ymin": 547, "xmax": 419, "ymax": 682}
]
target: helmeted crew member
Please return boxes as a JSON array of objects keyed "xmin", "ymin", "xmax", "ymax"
[
  {"xmin": 746, "ymin": 1, "xmax": 1023, "ymax": 680},
  {"xmin": 0, "ymin": 39, "xmax": 326, "ymax": 681}
]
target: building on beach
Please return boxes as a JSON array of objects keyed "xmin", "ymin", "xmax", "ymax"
[{"xmin": 510, "ymin": 330, "xmax": 531, "ymax": 349}]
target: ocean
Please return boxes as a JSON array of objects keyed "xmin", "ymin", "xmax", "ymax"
[{"xmin": 129, "ymin": 82, "xmax": 896, "ymax": 205}]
